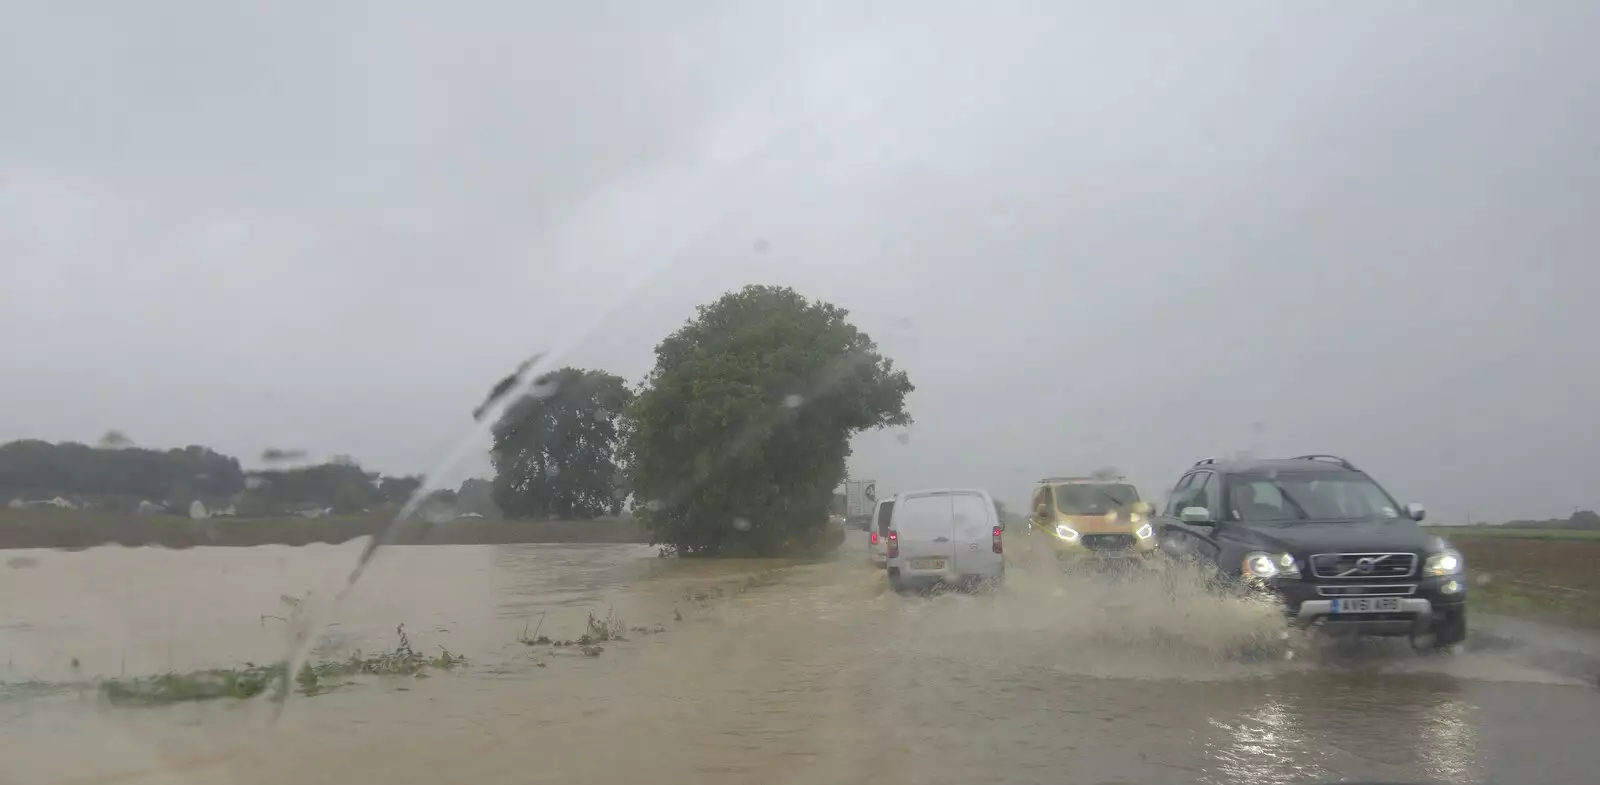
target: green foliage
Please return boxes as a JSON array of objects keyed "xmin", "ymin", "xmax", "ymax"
[
  {"xmin": 623, "ymin": 285, "xmax": 912, "ymax": 556},
  {"xmin": 454, "ymin": 477, "xmax": 498, "ymax": 516},
  {"xmin": 488, "ymin": 367, "xmax": 634, "ymax": 520},
  {"xmin": 376, "ymin": 475, "xmax": 424, "ymax": 505},
  {"xmin": 0, "ymin": 440, "xmax": 246, "ymax": 505},
  {"xmin": 246, "ymin": 461, "xmax": 379, "ymax": 514}
]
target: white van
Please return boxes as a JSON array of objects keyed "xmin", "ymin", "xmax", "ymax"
[
  {"xmin": 885, "ymin": 488, "xmax": 1005, "ymax": 592},
  {"xmin": 867, "ymin": 497, "xmax": 894, "ymax": 568}
]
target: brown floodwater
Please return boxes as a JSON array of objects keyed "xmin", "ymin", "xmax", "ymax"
[{"xmin": 1, "ymin": 531, "xmax": 1597, "ymax": 785}]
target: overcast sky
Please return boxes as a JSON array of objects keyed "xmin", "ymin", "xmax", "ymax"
[{"xmin": 3, "ymin": 2, "xmax": 1597, "ymax": 522}]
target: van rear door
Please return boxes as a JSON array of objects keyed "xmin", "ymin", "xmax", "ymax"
[
  {"xmin": 894, "ymin": 494, "xmax": 957, "ymax": 575},
  {"xmin": 948, "ymin": 492, "xmax": 1002, "ymax": 577}
]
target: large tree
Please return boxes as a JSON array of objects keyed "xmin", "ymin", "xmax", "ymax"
[
  {"xmin": 488, "ymin": 366, "xmax": 633, "ymax": 519},
  {"xmin": 623, "ymin": 285, "xmax": 913, "ymax": 556}
]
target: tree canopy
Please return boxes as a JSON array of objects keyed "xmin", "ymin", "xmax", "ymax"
[
  {"xmin": 0, "ymin": 439, "xmax": 246, "ymax": 505},
  {"xmin": 0, "ymin": 439, "xmax": 451, "ymax": 517},
  {"xmin": 623, "ymin": 285, "xmax": 913, "ymax": 556},
  {"xmin": 488, "ymin": 366, "xmax": 633, "ymax": 519}
]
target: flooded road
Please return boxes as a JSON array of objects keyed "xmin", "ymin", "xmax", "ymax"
[{"xmin": 2, "ymin": 533, "xmax": 1598, "ymax": 785}]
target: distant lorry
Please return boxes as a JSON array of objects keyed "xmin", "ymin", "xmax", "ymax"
[{"xmin": 838, "ymin": 479, "xmax": 878, "ymax": 529}]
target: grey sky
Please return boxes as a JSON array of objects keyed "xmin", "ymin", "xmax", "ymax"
[{"xmin": 3, "ymin": 3, "xmax": 1597, "ymax": 522}]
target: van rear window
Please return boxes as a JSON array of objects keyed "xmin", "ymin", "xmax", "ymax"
[
  {"xmin": 896, "ymin": 493, "xmax": 990, "ymax": 533},
  {"xmin": 877, "ymin": 501, "xmax": 894, "ymax": 535}
]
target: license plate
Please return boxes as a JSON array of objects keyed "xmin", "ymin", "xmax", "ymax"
[
  {"xmin": 909, "ymin": 557, "xmax": 946, "ymax": 570},
  {"xmin": 1330, "ymin": 596, "xmax": 1402, "ymax": 614}
]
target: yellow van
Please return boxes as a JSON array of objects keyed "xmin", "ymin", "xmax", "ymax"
[{"xmin": 1024, "ymin": 476, "xmax": 1157, "ymax": 561}]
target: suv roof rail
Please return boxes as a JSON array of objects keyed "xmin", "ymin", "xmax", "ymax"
[
  {"xmin": 1038, "ymin": 475, "xmax": 1125, "ymax": 484},
  {"xmin": 1292, "ymin": 454, "xmax": 1359, "ymax": 471},
  {"xmin": 1192, "ymin": 457, "xmax": 1218, "ymax": 467}
]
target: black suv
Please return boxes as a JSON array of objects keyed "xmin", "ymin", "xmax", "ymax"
[{"xmin": 1154, "ymin": 454, "xmax": 1467, "ymax": 651}]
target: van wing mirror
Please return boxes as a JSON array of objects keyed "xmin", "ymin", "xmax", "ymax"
[
  {"xmin": 1034, "ymin": 504, "xmax": 1047, "ymax": 519},
  {"xmin": 1179, "ymin": 506, "xmax": 1213, "ymax": 524}
]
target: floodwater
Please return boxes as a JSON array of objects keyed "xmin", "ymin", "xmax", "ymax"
[{"xmin": 1, "ymin": 532, "xmax": 1598, "ymax": 785}]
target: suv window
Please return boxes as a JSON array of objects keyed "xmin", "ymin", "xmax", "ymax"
[
  {"xmin": 1164, "ymin": 473, "xmax": 1197, "ymax": 516},
  {"xmin": 1189, "ymin": 472, "xmax": 1214, "ymax": 511},
  {"xmin": 1224, "ymin": 471, "xmax": 1401, "ymax": 522},
  {"xmin": 876, "ymin": 500, "xmax": 895, "ymax": 534},
  {"xmin": 1166, "ymin": 471, "xmax": 1213, "ymax": 515}
]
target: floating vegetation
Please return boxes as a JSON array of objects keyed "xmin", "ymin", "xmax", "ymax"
[{"xmin": 98, "ymin": 624, "xmax": 465, "ymax": 706}]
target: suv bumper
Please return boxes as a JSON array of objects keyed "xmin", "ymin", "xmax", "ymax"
[
  {"xmin": 1271, "ymin": 577, "xmax": 1468, "ymax": 637},
  {"xmin": 1294, "ymin": 597, "xmax": 1435, "ymax": 634}
]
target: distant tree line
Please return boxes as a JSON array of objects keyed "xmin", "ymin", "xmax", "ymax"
[
  {"xmin": 1489, "ymin": 509, "xmax": 1600, "ymax": 529},
  {"xmin": 479, "ymin": 284, "xmax": 913, "ymax": 557},
  {"xmin": 0, "ymin": 439, "xmax": 246, "ymax": 506},
  {"xmin": 0, "ymin": 436, "xmax": 496, "ymax": 518}
]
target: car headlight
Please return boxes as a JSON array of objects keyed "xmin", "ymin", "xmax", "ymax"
[
  {"xmin": 1054, "ymin": 524, "xmax": 1079, "ymax": 542},
  {"xmin": 1424, "ymin": 549, "xmax": 1463, "ymax": 576},
  {"xmin": 1242, "ymin": 551, "xmax": 1300, "ymax": 579},
  {"xmin": 1135, "ymin": 523, "xmax": 1153, "ymax": 540}
]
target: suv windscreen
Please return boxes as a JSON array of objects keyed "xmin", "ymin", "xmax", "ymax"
[
  {"xmin": 1225, "ymin": 471, "xmax": 1401, "ymax": 522},
  {"xmin": 1051, "ymin": 483, "xmax": 1139, "ymax": 515}
]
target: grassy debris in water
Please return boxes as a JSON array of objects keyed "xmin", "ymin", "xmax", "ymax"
[
  {"xmin": 99, "ymin": 624, "xmax": 465, "ymax": 706},
  {"xmin": 520, "ymin": 608, "xmax": 632, "ymax": 650}
]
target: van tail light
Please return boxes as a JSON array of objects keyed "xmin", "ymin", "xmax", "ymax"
[
  {"xmin": 869, "ymin": 531, "xmax": 878, "ymax": 545},
  {"xmin": 992, "ymin": 525, "xmax": 1003, "ymax": 554},
  {"xmin": 886, "ymin": 530, "xmax": 898, "ymax": 559}
]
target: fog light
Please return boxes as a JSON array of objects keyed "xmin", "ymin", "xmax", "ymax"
[{"xmin": 1441, "ymin": 580, "xmax": 1461, "ymax": 595}]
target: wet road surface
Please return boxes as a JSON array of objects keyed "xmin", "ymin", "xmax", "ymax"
[{"xmin": 2, "ymin": 533, "xmax": 1598, "ymax": 785}]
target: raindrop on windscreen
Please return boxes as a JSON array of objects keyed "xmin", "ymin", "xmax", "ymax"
[
  {"xmin": 732, "ymin": 517, "xmax": 752, "ymax": 532},
  {"xmin": 784, "ymin": 394, "xmax": 803, "ymax": 408},
  {"xmin": 646, "ymin": 499, "xmax": 664, "ymax": 512},
  {"xmin": 895, "ymin": 432, "xmax": 911, "ymax": 445},
  {"xmin": 548, "ymin": 465, "xmax": 561, "ymax": 477}
]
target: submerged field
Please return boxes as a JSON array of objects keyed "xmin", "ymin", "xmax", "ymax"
[
  {"xmin": 0, "ymin": 509, "xmax": 651, "ymax": 549},
  {"xmin": 1426, "ymin": 529, "xmax": 1600, "ymax": 629},
  {"xmin": 1426, "ymin": 526, "xmax": 1600, "ymax": 541}
]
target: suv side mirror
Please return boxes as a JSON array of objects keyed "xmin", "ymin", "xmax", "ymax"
[
  {"xmin": 1034, "ymin": 504, "xmax": 1048, "ymax": 519},
  {"xmin": 1180, "ymin": 506, "xmax": 1214, "ymax": 524},
  {"xmin": 1406, "ymin": 502, "xmax": 1426, "ymax": 522}
]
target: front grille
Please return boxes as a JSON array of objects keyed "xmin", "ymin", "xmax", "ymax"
[
  {"xmin": 1309, "ymin": 552, "xmax": 1417, "ymax": 579},
  {"xmin": 1081, "ymin": 534, "xmax": 1135, "ymax": 551},
  {"xmin": 1316, "ymin": 584, "xmax": 1417, "ymax": 597}
]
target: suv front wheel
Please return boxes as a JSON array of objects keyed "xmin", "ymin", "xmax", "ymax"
[{"xmin": 1412, "ymin": 607, "xmax": 1467, "ymax": 654}]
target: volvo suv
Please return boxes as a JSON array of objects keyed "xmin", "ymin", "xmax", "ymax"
[{"xmin": 1154, "ymin": 454, "xmax": 1467, "ymax": 651}]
